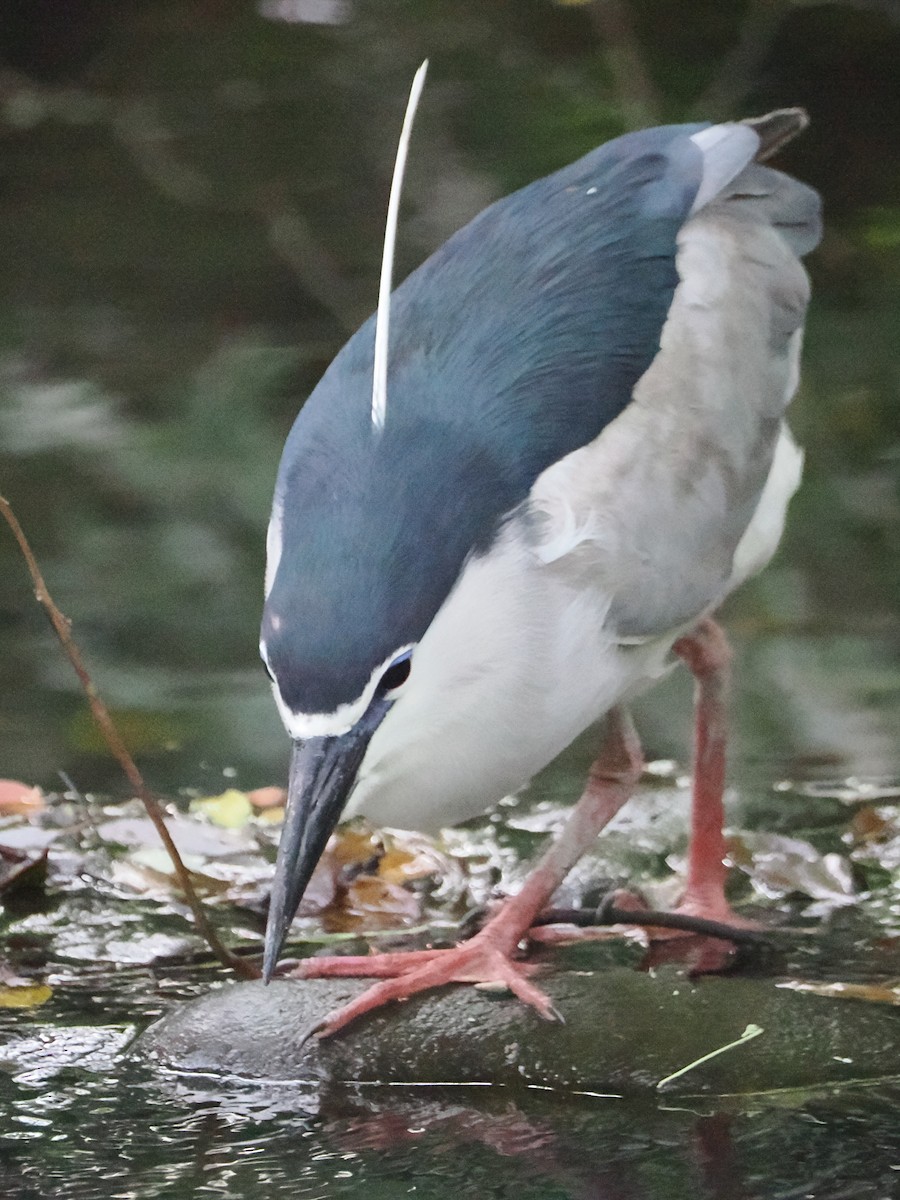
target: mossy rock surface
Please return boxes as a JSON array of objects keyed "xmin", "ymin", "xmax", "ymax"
[{"xmin": 138, "ymin": 967, "xmax": 900, "ymax": 1097}]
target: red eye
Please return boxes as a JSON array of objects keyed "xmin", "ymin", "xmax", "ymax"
[{"xmin": 379, "ymin": 657, "xmax": 411, "ymax": 692}]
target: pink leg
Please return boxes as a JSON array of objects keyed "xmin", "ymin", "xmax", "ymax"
[
  {"xmin": 672, "ymin": 617, "xmax": 746, "ymax": 924},
  {"xmin": 294, "ymin": 707, "xmax": 643, "ymax": 1038}
]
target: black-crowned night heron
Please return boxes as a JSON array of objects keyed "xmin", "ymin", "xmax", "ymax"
[{"xmin": 259, "ymin": 69, "xmax": 821, "ymax": 1037}]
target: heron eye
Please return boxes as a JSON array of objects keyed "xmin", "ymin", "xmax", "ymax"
[{"xmin": 379, "ymin": 656, "xmax": 411, "ymax": 693}]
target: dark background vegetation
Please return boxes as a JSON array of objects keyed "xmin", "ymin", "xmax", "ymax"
[{"xmin": 0, "ymin": 0, "xmax": 897, "ymax": 799}]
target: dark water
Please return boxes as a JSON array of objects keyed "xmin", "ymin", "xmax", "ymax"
[
  {"xmin": 2, "ymin": 965, "xmax": 900, "ymax": 1200},
  {"xmin": 4, "ymin": 1022, "xmax": 900, "ymax": 1200},
  {"xmin": 1, "ymin": 1, "xmax": 899, "ymax": 1196}
]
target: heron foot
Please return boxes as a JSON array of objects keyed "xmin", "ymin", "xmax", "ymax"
[
  {"xmin": 288, "ymin": 707, "xmax": 642, "ymax": 1041},
  {"xmin": 292, "ymin": 931, "xmax": 558, "ymax": 1039},
  {"xmin": 670, "ymin": 892, "xmax": 761, "ymax": 933}
]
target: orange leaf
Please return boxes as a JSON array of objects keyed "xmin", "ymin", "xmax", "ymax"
[
  {"xmin": 0, "ymin": 780, "xmax": 44, "ymax": 816},
  {"xmin": 247, "ymin": 786, "xmax": 287, "ymax": 809}
]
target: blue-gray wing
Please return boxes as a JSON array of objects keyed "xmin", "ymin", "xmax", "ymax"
[
  {"xmin": 264, "ymin": 118, "xmax": 819, "ymax": 714},
  {"xmin": 529, "ymin": 145, "xmax": 821, "ymax": 638}
]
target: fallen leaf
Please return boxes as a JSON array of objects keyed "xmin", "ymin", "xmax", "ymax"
[
  {"xmin": 0, "ymin": 845, "xmax": 47, "ymax": 897},
  {"xmin": 778, "ymin": 979, "xmax": 900, "ymax": 1005},
  {"xmin": 850, "ymin": 805, "xmax": 893, "ymax": 843},
  {"xmin": 97, "ymin": 814, "xmax": 253, "ymax": 857},
  {"xmin": 331, "ymin": 827, "xmax": 382, "ymax": 868},
  {"xmin": 0, "ymin": 983, "xmax": 52, "ymax": 1008},
  {"xmin": 339, "ymin": 875, "xmax": 422, "ymax": 926},
  {"xmin": 247, "ymin": 786, "xmax": 286, "ymax": 809},
  {"xmin": 189, "ymin": 789, "xmax": 253, "ymax": 829},
  {"xmin": 0, "ymin": 780, "xmax": 44, "ymax": 816},
  {"xmin": 734, "ymin": 832, "xmax": 856, "ymax": 913},
  {"xmin": 115, "ymin": 850, "xmax": 232, "ymax": 901},
  {"xmin": 378, "ymin": 844, "xmax": 445, "ymax": 885},
  {"xmin": 296, "ymin": 858, "xmax": 339, "ymax": 916}
]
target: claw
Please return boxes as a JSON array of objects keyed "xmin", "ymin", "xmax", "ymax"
[{"xmin": 287, "ymin": 934, "xmax": 559, "ymax": 1039}]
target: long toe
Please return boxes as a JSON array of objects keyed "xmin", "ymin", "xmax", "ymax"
[
  {"xmin": 293, "ymin": 948, "xmax": 450, "ymax": 979},
  {"xmin": 292, "ymin": 939, "xmax": 557, "ymax": 1039}
]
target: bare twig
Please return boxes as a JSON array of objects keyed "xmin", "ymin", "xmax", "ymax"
[
  {"xmin": 0, "ymin": 494, "xmax": 259, "ymax": 980},
  {"xmin": 532, "ymin": 897, "xmax": 768, "ymax": 944}
]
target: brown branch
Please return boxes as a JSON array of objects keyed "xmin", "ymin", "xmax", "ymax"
[{"xmin": 0, "ymin": 494, "xmax": 259, "ymax": 980}]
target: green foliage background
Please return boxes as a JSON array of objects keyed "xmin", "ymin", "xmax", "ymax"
[{"xmin": 0, "ymin": 0, "xmax": 897, "ymax": 794}]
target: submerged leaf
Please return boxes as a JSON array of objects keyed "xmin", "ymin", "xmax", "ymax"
[
  {"xmin": 324, "ymin": 874, "xmax": 422, "ymax": 932},
  {"xmin": 0, "ymin": 983, "xmax": 52, "ymax": 1008},
  {"xmin": 378, "ymin": 843, "xmax": 445, "ymax": 884},
  {"xmin": 331, "ymin": 827, "xmax": 382, "ymax": 868}
]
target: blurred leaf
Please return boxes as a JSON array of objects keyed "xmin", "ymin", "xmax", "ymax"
[
  {"xmin": 67, "ymin": 708, "xmax": 183, "ymax": 756},
  {"xmin": 734, "ymin": 832, "xmax": 857, "ymax": 914},
  {"xmin": 333, "ymin": 875, "xmax": 422, "ymax": 930},
  {"xmin": 779, "ymin": 979, "xmax": 900, "ymax": 1006},
  {"xmin": 247, "ymin": 786, "xmax": 286, "ymax": 808},
  {"xmin": 863, "ymin": 206, "xmax": 900, "ymax": 250},
  {"xmin": 189, "ymin": 788, "xmax": 253, "ymax": 828},
  {"xmin": 330, "ymin": 827, "xmax": 382, "ymax": 868},
  {"xmin": 0, "ymin": 845, "xmax": 47, "ymax": 897},
  {"xmin": 850, "ymin": 804, "xmax": 894, "ymax": 843},
  {"xmin": 116, "ymin": 851, "xmax": 231, "ymax": 901},
  {"xmin": 0, "ymin": 983, "xmax": 52, "ymax": 1008},
  {"xmin": 130, "ymin": 847, "xmax": 207, "ymax": 875},
  {"xmin": 0, "ymin": 780, "xmax": 44, "ymax": 816},
  {"xmin": 378, "ymin": 840, "xmax": 450, "ymax": 885},
  {"xmin": 97, "ymin": 812, "xmax": 254, "ymax": 857}
]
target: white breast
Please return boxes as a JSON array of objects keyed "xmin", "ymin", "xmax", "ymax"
[{"xmin": 345, "ymin": 522, "xmax": 675, "ymax": 832}]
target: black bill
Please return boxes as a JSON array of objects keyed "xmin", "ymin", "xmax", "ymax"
[{"xmin": 262, "ymin": 700, "xmax": 388, "ymax": 981}]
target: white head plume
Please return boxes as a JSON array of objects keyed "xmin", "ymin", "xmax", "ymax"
[{"xmin": 371, "ymin": 59, "xmax": 429, "ymax": 431}]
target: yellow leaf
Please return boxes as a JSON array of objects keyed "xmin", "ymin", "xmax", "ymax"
[
  {"xmin": 0, "ymin": 984, "xmax": 52, "ymax": 1008},
  {"xmin": 331, "ymin": 827, "xmax": 381, "ymax": 867},
  {"xmin": 189, "ymin": 789, "xmax": 253, "ymax": 828},
  {"xmin": 379, "ymin": 846, "xmax": 439, "ymax": 884},
  {"xmin": 779, "ymin": 979, "xmax": 900, "ymax": 1005},
  {"xmin": 344, "ymin": 875, "xmax": 421, "ymax": 921}
]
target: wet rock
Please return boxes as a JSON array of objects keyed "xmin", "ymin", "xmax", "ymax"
[{"xmin": 138, "ymin": 966, "xmax": 900, "ymax": 1096}]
